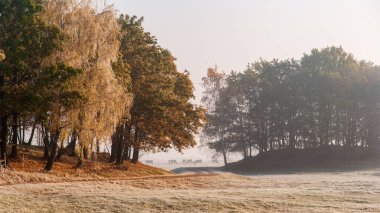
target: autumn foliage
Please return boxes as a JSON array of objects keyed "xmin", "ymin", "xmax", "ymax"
[{"xmin": 0, "ymin": 0, "xmax": 205, "ymax": 172}]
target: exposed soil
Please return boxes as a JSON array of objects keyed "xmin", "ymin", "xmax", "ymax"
[{"xmin": 0, "ymin": 146, "xmax": 171, "ymax": 186}]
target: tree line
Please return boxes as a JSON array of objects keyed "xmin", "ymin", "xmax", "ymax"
[
  {"xmin": 0, "ymin": 0, "xmax": 205, "ymax": 172},
  {"xmin": 202, "ymin": 47, "xmax": 380, "ymax": 166}
]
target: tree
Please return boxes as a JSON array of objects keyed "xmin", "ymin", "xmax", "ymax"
[
  {"xmin": 254, "ymin": 59, "xmax": 301, "ymax": 150},
  {"xmin": 0, "ymin": 0, "xmax": 63, "ymax": 160},
  {"xmin": 0, "ymin": 0, "xmax": 205, "ymax": 172},
  {"xmin": 202, "ymin": 46, "xmax": 380, "ymax": 164},
  {"xmin": 111, "ymin": 15, "xmax": 205, "ymax": 164},
  {"xmin": 41, "ymin": 0, "xmax": 132, "ymax": 168},
  {"xmin": 300, "ymin": 47, "xmax": 359, "ymax": 148},
  {"xmin": 34, "ymin": 64, "xmax": 82, "ymax": 172},
  {"xmin": 201, "ymin": 67, "xmax": 232, "ymax": 166}
]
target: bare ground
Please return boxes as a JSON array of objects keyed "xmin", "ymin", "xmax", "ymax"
[
  {"xmin": 0, "ymin": 146, "xmax": 171, "ymax": 186},
  {"xmin": 1, "ymin": 168, "xmax": 380, "ymax": 213}
]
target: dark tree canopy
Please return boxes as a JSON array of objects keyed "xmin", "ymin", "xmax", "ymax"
[
  {"xmin": 202, "ymin": 47, "xmax": 380, "ymax": 166},
  {"xmin": 110, "ymin": 15, "xmax": 205, "ymax": 164}
]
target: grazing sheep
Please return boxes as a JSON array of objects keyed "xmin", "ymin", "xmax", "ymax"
[{"xmin": 169, "ymin": 160, "xmax": 177, "ymax": 164}]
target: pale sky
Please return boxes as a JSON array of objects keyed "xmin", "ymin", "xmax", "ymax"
[
  {"xmin": 110, "ymin": 0, "xmax": 380, "ymax": 102},
  {"xmin": 108, "ymin": 0, "xmax": 380, "ymax": 164}
]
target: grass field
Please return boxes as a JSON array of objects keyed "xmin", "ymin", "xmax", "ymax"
[
  {"xmin": 1, "ymin": 168, "xmax": 379, "ymax": 212},
  {"xmin": 1, "ymin": 147, "xmax": 379, "ymax": 212}
]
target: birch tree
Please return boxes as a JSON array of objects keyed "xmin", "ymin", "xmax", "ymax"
[{"xmin": 41, "ymin": 0, "xmax": 132, "ymax": 170}]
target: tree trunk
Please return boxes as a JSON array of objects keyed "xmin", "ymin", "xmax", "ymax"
[
  {"xmin": 242, "ymin": 146, "xmax": 248, "ymax": 159},
  {"xmin": 74, "ymin": 133, "xmax": 85, "ymax": 167},
  {"xmin": 36, "ymin": 128, "xmax": 42, "ymax": 146},
  {"xmin": 115, "ymin": 128, "xmax": 125, "ymax": 164},
  {"xmin": 22, "ymin": 120, "xmax": 25, "ymax": 144},
  {"xmin": 222, "ymin": 150, "xmax": 228, "ymax": 169},
  {"xmin": 110, "ymin": 125, "xmax": 125, "ymax": 163},
  {"xmin": 131, "ymin": 147, "xmax": 139, "ymax": 164},
  {"xmin": 27, "ymin": 119, "xmax": 37, "ymax": 145},
  {"xmin": 18, "ymin": 118, "xmax": 26, "ymax": 145},
  {"xmin": 365, "ymin": 103, "xmax": 377, "ymax": 152},
  {"xmin": 76, "ymin": 155, "xmax": 84, "ymax": 168},
  {"xmin": 83, "ymin": 146, "xmax": 89, "ymax": 160},
  {"xmin": 0, "ymin": 115, "xmax": 8, "ymax": 161},
  {"xmin": 109, "ymin": 141, "xmax": 116, "ymax": 163},
  {"xmin": 109, "ymin": 133, "xmax": 118, "ymax": 163},
  {"xmin": 123, "ymin": 145, "xmax": 130, "ymax": 160},
  {"xmin": 74, "ymin": 141, "xmax": 84, "ymax": 169},
  {"xmin": 43, "ymin": 134, "xmax": 50, "ymax": 159},
  {"xmin": 18, "ymin": 118, "xmax": 22, "ymax": 145},
  {"xmin": 10, "ymin": 113, "xmax": 18, "ymax": 159},
  {"xmin": 68, "ymin": 130, "xmax": 77, "ymax": 157},
  {"xmin": 44, "ymin": 134, "xmax": 59, "ymax": 172},
  {"xmin": 116, "ymin": 141, "xmax": 124, "ymax": 165},
  {"xmin": 0, "ymin": 72, "xmax": 6, "ymax": 162},
  {"xmin": 96, "ymin": 139, "xmax": 100, "ymax": 153},
  {"xmin": 289, "ymin": 128, "xmax": 296, "ymax": 150},
  {"xmin": 55, "ymin": 146, "xmax": 68, "ymax": 162},
  {"xmin": 269, "ymin": 138, "xmax": 273, "ymax": 151},
  {"xmin": 122, "ymin": 124, "xmax": 133, "ymax": 162},
  {"xmin": 127, "ymin": 146, "xmax": 131, "ymax": 159},
  {"xmin": 44, "ymin": 142, "xmax": 57, "ymax": 172},
  {"xmin": 131, "ymin": 128, "xmax": 140, "ymax": 164},
  {"xmin": 92, "ymin": 147, "xmax": 97, "ymax": 161}
]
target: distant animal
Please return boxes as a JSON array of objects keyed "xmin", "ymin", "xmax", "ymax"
[
  {"xmin": 183, "ymin": 159, "xmax": 193, "ymax": 164},
  {"xmin": 169, "ymin": 160, "xmax": 177, "ymax": 164},
  {"xmin": 193, "ymin": 159, "xmax": 202, "ymax": 164},
  {"xmin": 145, "ymin": 160, "xmax": 154, "ymax": 164}
]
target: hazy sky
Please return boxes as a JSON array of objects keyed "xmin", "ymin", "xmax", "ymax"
[
  {"xmin": 110, "ymin": 0, "xmax": 380, "ymax": 102},
  {"xmin": 108, "ymin": 0, "xmax": 380, "ymax": 163}
]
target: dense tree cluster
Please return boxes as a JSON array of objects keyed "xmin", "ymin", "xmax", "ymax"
[
  {"xmin": 109, "ymin": 15, "xmax": 205, "ymax": 165},
  {"xmin": 202, "ymin": 47, "xmax": 380, "ymax": 166},
  {"xmin": 0, "ymin": 0, "xmax": 204, "ymax": 172}
]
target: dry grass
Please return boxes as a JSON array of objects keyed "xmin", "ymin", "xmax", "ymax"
[
  {"xmin": 0, "ymin": 146, "xmax": 171, "ymax": 186},
  {"xmin": 1, "ymin": 169, "xmax": 380, "ymax": 212},
  {"xmin": 1, "ymin": 147, "xmax": 380, "ymax": 212}
]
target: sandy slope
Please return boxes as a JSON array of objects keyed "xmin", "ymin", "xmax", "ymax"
[{"xmin": 0, "ymin": 169, "xmax": 379, "ymax": 213}]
